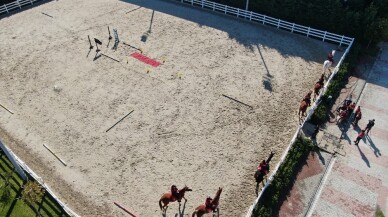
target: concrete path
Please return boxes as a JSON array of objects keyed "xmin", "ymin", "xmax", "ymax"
[{"xmin": 279, "ymin": 43, "xmax": 388, "ymax": 217}]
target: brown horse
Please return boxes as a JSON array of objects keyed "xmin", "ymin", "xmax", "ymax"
[
  {"xmin": 299, "ymin": 100, "xmax": 308, "ymax": 117},
  {"xmin": 159, "ymin": 186, "xmax": 192, "ymax": 212},
  {"xmin": 313, "ymin": 82, "xmax": 323, "ymax": 101},
  {"xmin": 192, "ymin": 187, "xmax": 223, "ymax": 217}
]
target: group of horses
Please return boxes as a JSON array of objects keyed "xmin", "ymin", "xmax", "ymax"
[
  {"xmin": 159, "ymin": 186, "xmax": 222, "ymax": 217},
  {"xmin": 299, "ymin": 50, "xmax": 335, "ymax": 119}
]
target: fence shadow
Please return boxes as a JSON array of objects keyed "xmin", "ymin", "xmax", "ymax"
[
  {"xmin": 0, "ymin": 0, "xmax": 53, "ymax": 19},
  {"xmin": 120, "ymin": 0, "xmax": 339, "ymax": 62}
]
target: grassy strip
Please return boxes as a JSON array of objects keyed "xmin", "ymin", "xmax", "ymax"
[
  {"xmin": 0, "ymin": 150, "xmax": 70, "ymax": 217},
  {"xmin": 252, "ymin": 136, "xmax": 315, "ymax": 216},
  {"xmin": 376, "ymin": 206, "xmax": 385, "ymax": 217}
]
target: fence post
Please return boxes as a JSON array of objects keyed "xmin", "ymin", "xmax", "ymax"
[
  {"xmin": 4, "ymin": 4, "xmax": 9, "ymax": 13},
  {"xmin": 191, "ymin": 0, "xmax": 193, "ymax": 5},
  {"xmin": 30, "ymin": 0, "xmax": 33, "ymax": 5},
  {"xmin": 291, "ymin": 23, "xmax": 295, "ymax": 32},
  {"xmin": 263, "ymin": 15, "xmax": 266, "ymax": 24},
  {"xmin": 213, "ymin": 2, "xmax": 215, "ymax": 11},
  {"xmin": 249, "ymin": 11, "xmax": 252, "ymax": 21},
  {"xmin": 323, "ymin": 31, "xmax": 327, "ymax": 42},
  {"xmin": 277, "ymin": 19, "xmax": 280, "ymax": 28},
  {"xmin": 307, "ymin": 27, "xmax": 310, "ymax": 37},
  {"xmin": 237, "ymin": 8, "xmax": 239, "ymax": 17},
  {"xmin": 339, "ymin": 35, "xmax": 344, "ymax": 47},
  {"xmin": 201, "ymin": 0, "xmax": 203, "ymax": 8},
  {"xmin": 17, "ymin": 0, "xmax": 21, "ymax": 8},
  {"xmin": 181, "ymin": 0, "xmax": 183, "ymax": 2}
]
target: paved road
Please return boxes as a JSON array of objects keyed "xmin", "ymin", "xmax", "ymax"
[{"xmin": 278, "ymin": 43, "xmax": 388, "ymax": 217}]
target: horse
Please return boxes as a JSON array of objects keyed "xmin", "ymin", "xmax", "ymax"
[
  {"xmin": 323, "ymin": 59, "xmax": 333, "ymax": 75},
  {"xmin": 192, "ymin": 187, "xmax": 223, "ymax": 217},
  {"xmin": 254, "ymin": 152, "xmax": 275, "ymax": 192},
  {"xmin": 159, "ymin": 186, "xmax": 192, "ymax": 212},
  {"xmin": 299, "ymin": 100, "xmax": 309, "ymax": 117},
  {"xmin": 313, "ymin": 82, "xmax": 323, "ymax": 101}
]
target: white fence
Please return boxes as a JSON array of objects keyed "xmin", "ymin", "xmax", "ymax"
[
  {"xmin": 169, "ymin": 0, "xmax": 355, "ymax": 216},
  {"xmin": 0, "ymin": 140, "xmax": 80, "ymax": 217},
  {"xmin": 0, "ymin": 0, "xmax": 44, "ymax": 15},
  {"xmin": 172, "ymin": 0, "xmax": 353, "ymax": 46}
]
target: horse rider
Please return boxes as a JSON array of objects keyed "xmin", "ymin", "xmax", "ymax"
[
  {"xmin": 258, "ymin": 160, "xmax": 269, "ymax": 175},
  {"xmin": 352, "ymin": 109, "xmax": 362, "ymax": 125},
  {"xmin": 344, "ymin": 94, "xmax": 352, "ymax": 106},
  {"xmin": 347, "ymin": 102, "xmax": 356, "ymax": 114},
  {"xmin": 327, "ymin": 50, "xmax": 335, "ymax": 63},
  {"xmin": 205, "ymin": 196, "xmax": 217, "ymax": 213},
  {"xmin": 352, "ymin": 106, "xmax": 362, "ymax": 125},
  {"xmin": 171, "ymin": 185, "xmax": 179, "ymax": 201},
  {"xmin": 302, "ymin": 91, "xmax": 312, "ymax": 106},
  {"xmin": 317, "ymin": 74, "xmax": 325, "ymax": 86}
]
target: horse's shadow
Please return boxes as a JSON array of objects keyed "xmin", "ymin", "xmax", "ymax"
[
  {"xmin": 162, "ymin": 200, "xmax": 187, "ymax": 217},
  {"xmin": 176, "ymin": 200, "xmax": 187, "ymax": 217}
]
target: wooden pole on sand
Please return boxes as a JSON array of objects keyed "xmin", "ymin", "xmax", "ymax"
[
  {"xmin": 0, "ymin": 103, "xmax": 14, "ymax": 114},
  {"xmin": 114, "ymin": 202, "xmax": 138, "ymax": 217},
  {"xmin": 43, "ymin": 144, "xmax": 67, "ymax": 166}
]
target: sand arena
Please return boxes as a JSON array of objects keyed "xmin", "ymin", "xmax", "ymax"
[{"xmin": 0, "ymin": 0, "xmax": 339, "ymax": 216}]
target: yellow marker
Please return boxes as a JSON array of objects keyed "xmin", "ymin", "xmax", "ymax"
[{"xmin": 177, "ymin": 72, "xmax": 182, "ymax": 79}]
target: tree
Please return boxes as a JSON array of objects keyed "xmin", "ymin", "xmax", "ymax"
[{"xmin": 21, "ymin": 181, "xmax": 45, "ymax": 217}]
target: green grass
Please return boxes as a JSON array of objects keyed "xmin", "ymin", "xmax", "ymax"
[
  {"xmin": 376, "ymin": 206, "xmax": 385, "ymax": 217},
  {"xmin": 0, "ymin": 150, "xmax": 70, "ymax": 217}
]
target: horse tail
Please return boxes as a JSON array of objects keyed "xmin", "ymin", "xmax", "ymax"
[
  {"xmin": 192, "ymin": 211, "xmax": 197, "ymax": 217},
  {"xmin": 159, "ymin": 199, "xmax": 163, "ymax": 210}
]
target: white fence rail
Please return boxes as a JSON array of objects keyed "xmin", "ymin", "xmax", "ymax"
[
  {"xmin": 0, "ymin": 140, "xmax": 80, "ymax": 217},
  {"xmin": 0, "ymin": 0, "xmax": 44, "ymax": 16},
  {"xmin": 173, "ymin": 0, "xmax": 354, "ymax": 46}
]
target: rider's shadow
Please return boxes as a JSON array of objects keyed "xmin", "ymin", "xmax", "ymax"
[
  {"xmin": 357, "ymin": 143, "xmax": 370, "ymax": 167},
  {"xmin": 174, "ymin": 200, "xmax": 187, "ymax": 217},
  {"xmin": 366, "ymin": 136, "xmax": 381, "ymax": 157}
]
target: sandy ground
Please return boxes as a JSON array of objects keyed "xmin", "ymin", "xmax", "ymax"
[{"xmin": 0, "ymin": 0, "xmax": 339, "ymax": 216}]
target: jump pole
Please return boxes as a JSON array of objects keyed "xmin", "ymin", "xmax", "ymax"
[
  {"xmin": 88, "ymin": 35, "xmax": 93, "ymax": 49},
  {"xmin": 222, "ymin": 94, "xmax": 253, "ymax": 109},
  {"xmin": 114, "ymin": 202, "xmax": 138, "ymax": 217},
  {"xmin": 101, "ymin": 53, "xmax": 120, "ymax": 62},
  {"xmin": 43, "ymin": 144, "xmax": 67, "ymax": 166},
  {"xmin": 123, "ymin": 42, "xmax": 142, "ymax": 53},
  {"xmin": 108, "ymin": 26, "xmax": 112, "ymax": 40},
  {"xmin": 106, "ymin": 110, "xmax": 134, "ymax": 132},
  {"xmin": 0, "ymin": 104, "xmax": 13, "ymax": 114}
]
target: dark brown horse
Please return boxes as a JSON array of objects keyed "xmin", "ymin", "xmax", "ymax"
[
  {"xmin": 299, "ymin": 100, "xmax": 308, "ymax": 117},
  {"xmin": 313, "ymin": 82, "xmax": 323, "ymax": 101},
  {"xmin": 192, "ymin": 187, "xmax": 223, "ymax": 217},
  {"xmin": 159, "ymin": 186, "xmax": 192, "ymax": 212}
]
